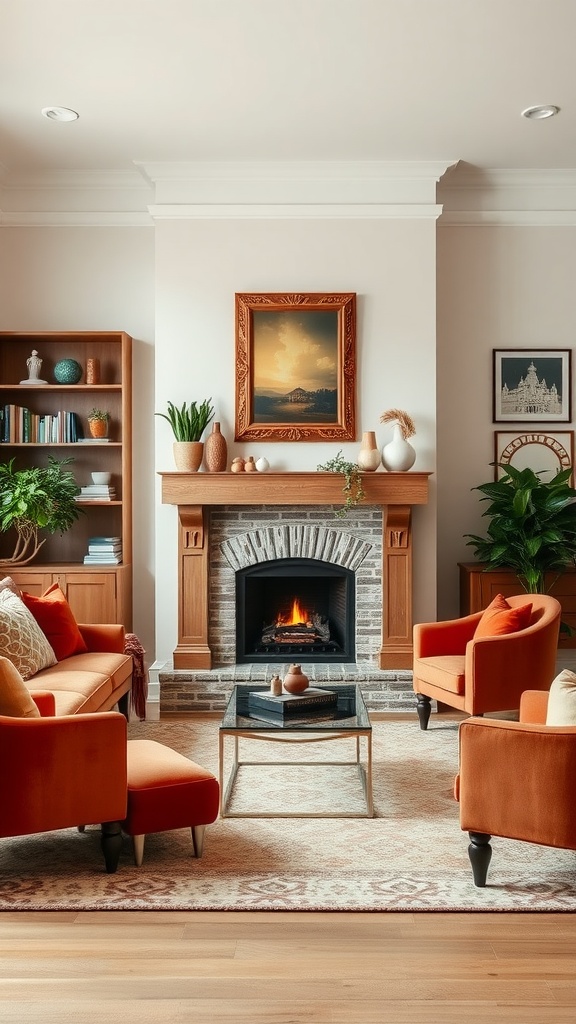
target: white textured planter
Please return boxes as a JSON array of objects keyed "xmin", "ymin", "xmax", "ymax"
[{"xmin": 381, "ymin": 424, "xmax": 416, "ymax": 472}]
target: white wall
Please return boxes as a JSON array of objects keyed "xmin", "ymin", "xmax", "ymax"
[
  {"xmin": 154, "ymin": 215, "xmax": 439, "ymax": 664},
  {"xmin": 0, "ymin": 226, "xmax": 156, "ymax": 659},
  {"xmin": 436, "ymin": 224, "xmax": 576, "ymax": 620}
]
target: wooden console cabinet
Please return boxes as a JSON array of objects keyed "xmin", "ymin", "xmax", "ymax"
[{"xmin": 459, "ymin": 562, "xmax": 576, "ymax": 648}]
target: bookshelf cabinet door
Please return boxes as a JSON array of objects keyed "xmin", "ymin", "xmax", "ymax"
[{"xmin": 56, "ymin": 572, "xmax": 117, "ymax": 623}]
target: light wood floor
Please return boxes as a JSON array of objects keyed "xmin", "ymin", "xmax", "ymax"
[
  {"xmin": 2, "ymin": 711, "xmax": 574, "ymax": 1023},
  {"xmin": 1, "ymin": 910, "xmax": 575, "ymax": 1023}
]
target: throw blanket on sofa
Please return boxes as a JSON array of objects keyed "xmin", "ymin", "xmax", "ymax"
[{"xmin": 124, "ymin": 632, "xmax": 148, "ymax": 720}]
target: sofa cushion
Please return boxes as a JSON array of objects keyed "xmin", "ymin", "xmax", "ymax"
[
  {"xmin": 33, "ymin": 651, "xmax": 133, "ymax": 714},
  {"xmin": 0, "ymin": 655, "xmax": 41, "ymax": 718},
  {"xmin": 0, "ymin": 589, "xmax": 57, "ymax": 680},
  {"xmin": 474, "ymin": 593, "xmax": 533, "ymax": 639},
  {"xmin": 546, "ymin": 669, "xmax": 576, "ymax": 726},
  {"xmin": 21, "ymin": 583, "xmax": 88, "ymax": 661},
  {"xmin": 413, "ymin": 655, "xmax": 466, "ymax": 695}
]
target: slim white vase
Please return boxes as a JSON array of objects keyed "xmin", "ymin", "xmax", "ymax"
[{"xmin": 381, "ymin": 423, "xmax": 416, "ymax": 472}]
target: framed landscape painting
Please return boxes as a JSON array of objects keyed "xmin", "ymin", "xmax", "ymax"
[
  {"xmin": 234, "ymin": 292, "xmax": 356, "ymax": 441},
  {"xmin": 493, "ymin": 348, "xmax": 571, "ymax": 423}
]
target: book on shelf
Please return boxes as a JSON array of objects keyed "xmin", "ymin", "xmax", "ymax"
[
  {"xmin": 248, "ymin": 687, "xmax": 338, "ymax": 718},
  {"xmin": 89, "ymin": 536, "xmax": 121, "ymax": 544},
  {"xmin": 77, "ymin": 437, "xmax": 110, "ymax": 443},
  {"xmin": 83, "ymin": 555, "xmax": 122, "ymax": 565},
  {"xmin": 88, "ymin": 545, "xmax": 122, "ymax": 554}
]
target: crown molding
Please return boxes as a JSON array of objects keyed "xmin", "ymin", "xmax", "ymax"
[
  {"xmin": 137, "ymin": 159, "xmax": 456, "ymax": 183},
  {"xmin": 0, "ymin": 211, "xmax": 153, "ymax": 227},
  {"xmin": 439, "ymin": 209, "xmax": 576, "ymax": 227},
  {"xmin": 149, "ymin": 203, "xmax": 443, "ymax": 221}
]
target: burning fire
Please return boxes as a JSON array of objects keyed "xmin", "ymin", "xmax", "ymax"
[{"xmin": 277, "ymin": 596, "xmax": 310, "ymax": 626}]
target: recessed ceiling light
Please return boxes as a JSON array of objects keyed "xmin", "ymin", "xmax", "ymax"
[
  {"xmin": 41, "ymin": 106, "xmax": 79, "ymax": 122},
  {"xmin": 521, "ymin": 105, "xmax": 560, "ymax": 120}
]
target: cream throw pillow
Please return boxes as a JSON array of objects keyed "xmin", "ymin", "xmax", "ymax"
[
  {"xmin": 0, "ymin": 655, "xmax": 40, "ymax": 718},
  {"xmin": 0, "ymin": 575, "xmax": 20, "ymax": 596},
  {"xmin": 546, "ymin": 669, "xmax": 576, "ymax": 726},
  {"xmin": 0, "ymin": 589, "xmax": 57, "ymax": 680}
]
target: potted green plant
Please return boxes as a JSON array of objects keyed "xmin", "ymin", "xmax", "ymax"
[
  {"xmin": 317, "ymin": 450, "xmax": 365, "ymax": 518},
  {"xmin": 87, "ymin": 408, "xmax": 110, "ymax": 439},
  {"xmin": 465, "ymin": 463, "xmax": 576, "ymax": 594},
  {"xmin": 0, "ymin": 456, "xmax": 84, "ymax": 567},
  {"xmin": 156, "ymin": 398, "xmax": 215, "ymax": 471}
]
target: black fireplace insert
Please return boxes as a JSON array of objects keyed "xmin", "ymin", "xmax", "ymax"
[{"xmin": 236, "ymin": 557, "xmax": 355, "ymax": 663}]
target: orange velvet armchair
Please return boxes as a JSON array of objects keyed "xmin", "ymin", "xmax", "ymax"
[
  {"xmin": 456, "ymin": 690, "xmax": 576, "ymax": 886},
  {"xmin": 0, "ymin": 691, "xmax": 128, "ymax": 873},
  {"xmin": 412, "ymin": 594, "xmax": 561, "ymax": 729}
]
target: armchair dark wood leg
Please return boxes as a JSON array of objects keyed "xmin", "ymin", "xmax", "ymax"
[
  {"xmin": 468, "ymin": 831, "xmax": 492, "ymax": 887},
  {"xmin": 101, "ymin": 821, "xmax": 123, "ymax": 873},
  {"xmin": 416, "ymin": 693, "xmax": 432, "ymax": 730}
]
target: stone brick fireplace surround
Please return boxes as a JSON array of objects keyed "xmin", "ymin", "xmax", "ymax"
[{"xmin": 159, "ymin": 472, "xmax": 430, "ymax": 713}]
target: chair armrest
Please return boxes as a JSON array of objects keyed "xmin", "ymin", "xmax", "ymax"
[
  {"xmin": 458, "ymin": 717, "xmax": 576, "ymax": 849},
  {"xmin": 0, "ymin": 712, "xmax": 127, "ymax": 837},
  {"xmin": 520, "ymin": 690, "xmax": 549, "ymax": 724},
  {"xmin": 414, "ymin": 612, "xmax": 481, "ymax": 657},
  {"xmin": 29, "ymin": 690, "xmax": 56, "ymax": 716},
  {"xmin": 466, "ymin": 621, "xmax": 557, "ymax": 712},
  {"xmin": 78, "ymin": 623, "xmax": 126, "ymax": 654}
]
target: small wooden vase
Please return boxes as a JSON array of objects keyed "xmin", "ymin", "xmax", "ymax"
[
  {"xmin": 283, "ymin": 663, "xmax": 310, "ymax": 694},
  {"xmin": 204, "ymin": 422, "xmax": 228, "ymax": 473}
]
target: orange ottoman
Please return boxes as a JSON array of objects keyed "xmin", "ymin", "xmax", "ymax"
[{"xmin": 123, "ymin": 739, "xmax": 220, "ymax": 866}]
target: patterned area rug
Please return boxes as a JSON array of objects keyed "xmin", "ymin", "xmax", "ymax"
[{"xmin": 1, "ymin": 718, "xmax": 575, "ymax": 912}]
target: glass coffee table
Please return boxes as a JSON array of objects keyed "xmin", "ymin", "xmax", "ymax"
[{"xmin": 218, "ymin": 683, "xmax": 373, "ymax": 818}]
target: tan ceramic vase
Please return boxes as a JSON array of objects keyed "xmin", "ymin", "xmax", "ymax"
[
  {"xmin": 173, "ymin": 441, "xmax": 203, "ymax": 472},
  {"xmin": 204, "ymin": 421, "xmax": 228, "ymax": 473},
  {"xmin": 283, "ymin": 663, "xmax": 310, "ymax": 694},
  {"xmin": 357, "ymin": 430, "xmax": 381, "ymax": 471}
]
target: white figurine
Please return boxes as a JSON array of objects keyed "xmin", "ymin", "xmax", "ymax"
[{"xmin": 20, "ymin": 350, "xmax": 47, "ymax": 385}]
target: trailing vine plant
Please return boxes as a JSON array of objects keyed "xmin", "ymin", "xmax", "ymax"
[{"xmin": 317, "ymin": 450, "xmax": 365, "ymax": 518}]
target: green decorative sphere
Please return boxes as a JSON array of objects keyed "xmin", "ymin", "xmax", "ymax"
[{"xmin": 54, "ymin": 358, "xmax": 83, "ymax": 384}]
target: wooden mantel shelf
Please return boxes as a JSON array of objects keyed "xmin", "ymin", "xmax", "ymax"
[
  {"xmin": 160, "ymin": 470, "xmax": 432, "ymax": 672},
  {"xmin": 161, "ymin": 471, "xmax": 431, "ymax": 507}
]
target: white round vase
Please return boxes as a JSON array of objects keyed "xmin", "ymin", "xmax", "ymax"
[{"xmin": 381, "ymin": 423, "xmax": 416, "ymax": 472}]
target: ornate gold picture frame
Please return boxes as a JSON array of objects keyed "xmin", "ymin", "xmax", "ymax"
[{"xmin": 234, "ymin": 292, "xmax": 356, "ymax": 442}]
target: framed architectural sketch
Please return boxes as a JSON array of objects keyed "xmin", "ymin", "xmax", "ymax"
[
  {"xmin": 494, "ymin": 430, "xmax": 574, "ymax": 484},
  {"xmin": 234, "ymin": 292, "xmax": 356, "ymax": 442},
  {"xmin": 493, "ymin": 349, "xmax": 571, "ymax": 423}
]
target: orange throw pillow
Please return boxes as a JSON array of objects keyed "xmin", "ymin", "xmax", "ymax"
[
  {"xmin": 21, "ymin": 584, "xmax": 88, "ymax": 661},
  {"xmin": 474, "ymin": 593, "xmax": 533, "ymax": 639}
]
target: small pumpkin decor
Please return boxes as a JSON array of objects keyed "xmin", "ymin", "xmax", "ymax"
[
  {"xmin": 87, "ymin": 408, "xmax": 110, "ymax": 439},
  {"xmin": 283, "ymin": 664, "xmax": 310, "ymax": 694}
]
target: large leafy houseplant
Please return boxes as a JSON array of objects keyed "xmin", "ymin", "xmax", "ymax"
[
  {"xmin": 0, "ymin": 456, "xmax": 83, "ymax": 567},
  {"xmin": 465, "ymin": 463, "xmax": 576, "ymax": 594}
]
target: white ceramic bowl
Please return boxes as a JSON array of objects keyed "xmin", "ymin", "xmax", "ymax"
[{"xmin": 91, "ymin": 472, "xmax": 111, "ymax": 485}]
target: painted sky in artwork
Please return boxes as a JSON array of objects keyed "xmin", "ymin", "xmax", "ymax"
[{"xmin": 253, "ymin": 310, "xmax": 338, "ymax": 394}]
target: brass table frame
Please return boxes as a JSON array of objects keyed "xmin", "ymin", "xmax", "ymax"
[{"xmin": 218, "ymin": 686, "xmax": 373, "ymax": 818}]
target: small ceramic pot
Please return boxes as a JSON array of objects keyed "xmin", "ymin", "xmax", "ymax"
[{"xmin": 283, "ymin": 664, "xmax": 310, "ymax": 694}]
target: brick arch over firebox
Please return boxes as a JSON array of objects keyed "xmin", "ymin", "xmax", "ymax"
[{"xmin": 220, "ymin": 525, "xmax": 372, "ymax": 572}]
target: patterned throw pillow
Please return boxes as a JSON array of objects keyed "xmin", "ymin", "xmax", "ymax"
[
  {"xmin": 0, "ymin": 576, "xmax": 20, "ymax": 596},
  {"xmin": 0, "ymin": 589, "xmax": 57, "ymax": 680}
]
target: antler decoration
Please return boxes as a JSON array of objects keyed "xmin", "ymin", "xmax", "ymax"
[{"xmin": 379, "ymin": 408, "xmax": 416, "ymax": 440}]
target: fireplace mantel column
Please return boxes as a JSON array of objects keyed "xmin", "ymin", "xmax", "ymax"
[
  {"xmin": 380, "ymin": 505, "xmax": 413, "ymax": 669},
  {"xmin": 175, "ymin": 504, "xmax": 211, "ymax": 669}
]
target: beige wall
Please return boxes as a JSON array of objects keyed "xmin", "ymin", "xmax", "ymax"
[
  {"xmin": 153, "ymin": 215, "xmax": 439, "ymax": 664},
  {"xmin": 0, "ymin": 226, "xmax": 156, "ymax": 659},
  {"xmin": 436, "ymin": 224, "xmax": 576, "ymax": 620}
]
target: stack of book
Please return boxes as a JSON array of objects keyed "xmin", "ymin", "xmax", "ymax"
[
  {"xmin": 247, "ymin": 687, "xmax": 338, "ymax": 724},
  {"xmin": 83, "ymin": 536, "xmax": 122, "ymax": 565},
  {"xmin": 76, "ymin": 483, "xmax": 116, "ymax": 502}
]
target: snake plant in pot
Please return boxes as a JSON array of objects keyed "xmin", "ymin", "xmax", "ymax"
[
  {"xmin": 156, "ymin": 398, "xmax": 215, "ymax": 472},
  {"xmin": 465, "ymin": 462, "xmax": 576, "ymax": 595}
]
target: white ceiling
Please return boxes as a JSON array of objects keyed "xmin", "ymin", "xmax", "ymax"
[{"xmin": 1, "ymin": 0, "xmax": 576, "ymax": 183}]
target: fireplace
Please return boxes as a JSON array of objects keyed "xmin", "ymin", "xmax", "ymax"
[
  {"xmin": 160, "ymin": 471, "xmax": 430, "ymax": 670},
  {"xmin": 236, "ymin": 557, "xmax": 355, "ymax": 663}
]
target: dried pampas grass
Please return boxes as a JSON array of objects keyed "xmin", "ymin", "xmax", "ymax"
[{"xmin": 379, "ymin": 408, "xmax": 416, "ymax": 440}]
